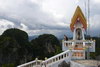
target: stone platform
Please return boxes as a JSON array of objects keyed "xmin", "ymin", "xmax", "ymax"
[{"xmin": 71, "ymin": 60, "xmax": 100, "ymax": 67}]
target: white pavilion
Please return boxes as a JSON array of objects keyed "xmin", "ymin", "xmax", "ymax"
[{"xmin": 62, "ymin": 6, "xmax": 95, "ymax": 60}]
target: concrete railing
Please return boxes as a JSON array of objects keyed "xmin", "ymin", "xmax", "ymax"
[
  {"xmin": 63, "ymin": 40, "xmax": 95, "ymax": 46},
  {"xmin": 42, "ymin": 50, "xmax": 71, "ymax": 67},
  {"xmin": 17, "ymin": 59, "xmax": 42, "ymax": 67},
  {"xmin": 62, "ymin": 40, "xmax": 95, "ymax": 52},
  {"xmin": 17, "ymin": 50, "xmax": 71, "ymax": 67},
  {"xmin": 17, "ymin": 50, "xmax": 86, "ymax": 67}
]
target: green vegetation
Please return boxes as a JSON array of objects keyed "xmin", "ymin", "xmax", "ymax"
[
  {"xmin": 85, "ymin": 35, "xmax": 100, "ymax": 59},
  {"xmin": 90, "ymin": 37, "xmax": 100, "ymax": 59},
  {"xmin": 0, "ymin": 28, "xmax": 61, "ymax": 67},
  {"xmin": 0, "ymin": 28, "xmax": 33, "ymax": 67},
  {"xmin": 31, "ymin": 34, "xmax": 62, "ymax": 59},
  {"xmin": 0, "ymin": 28, "xmax": 99, "ymax": 66}
]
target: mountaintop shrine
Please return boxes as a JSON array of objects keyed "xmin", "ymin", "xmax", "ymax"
[{"xmin": 17, "ymin": 6, "xmax": 99, "ymax": 67}]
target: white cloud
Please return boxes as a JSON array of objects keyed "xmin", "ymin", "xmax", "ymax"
[
  {"xmin": 42, "ymin": 0, "xmax": 77, "ymax": 21},
  {"xmin": 0, "ymin": 0, "xmax": 99, "ymax": 37},
  {"xmin": 0, "ymin": 19, "xmax": 14, "ymax": 34},
  {"xmin": 89, "ymin": 15, "xmax": 100, "ymax": 36},
  {"xmin": 93, "ymin": 0, "xmax": 100, "ymax": 3},
  {"xmin": 90, "ymin": 15, "xmax": 100, "ymax": 29},
  {"xmin": 20, "ymin": 23, "xmax": 28, "ymax": 30},
  {"xmin": 0, "ymin": 19, "xmax": 14, "ymax": 28}
]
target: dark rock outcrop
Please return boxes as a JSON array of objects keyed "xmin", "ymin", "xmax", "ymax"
[
  {"xmin": 31, "ymin": 34, "xmax": 62, "ymax": 59},
  {"xmin": 58, "ymin": 61, "xmax": 70, "ymax": 67},
  {"xmin": 0, "ymin": 28, "xmax": 33, "ymax": 66},
  {"xmin": 96, "ymin": 55, "xmax": 100, "ymax": 60}
]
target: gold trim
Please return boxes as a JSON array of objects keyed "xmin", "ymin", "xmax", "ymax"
[{"xmin": 70, "ymin": 6, "xmax": 87, "ymax": 31}]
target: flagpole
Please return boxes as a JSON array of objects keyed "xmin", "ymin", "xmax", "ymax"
[
  {"xmin": 88, "ymin": 0, "xmax": 90, "ymax": 36},
  {"xmin": 87, "ymin": 0, "xmax": 90, "ymax": 59}
]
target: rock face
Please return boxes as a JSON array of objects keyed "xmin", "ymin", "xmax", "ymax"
[
  {"xmin": 31, "ymin": 34, "xmax": 61, "ymax": 59},
  {"xmin": 96, "ymin": 55, "xmax": 100, "ymax": 60},
  {"xmin": 58, "ymin": 61, "xmax": 70, "ymax": 67},
  {"xmin": 0, "ymin": 28, "xmax": 33, "ymax": 66}
]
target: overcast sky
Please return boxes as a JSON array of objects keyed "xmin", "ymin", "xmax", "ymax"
[{"xmin": 0, "ymin": 0, "xmax": 100, "ymax": 37}]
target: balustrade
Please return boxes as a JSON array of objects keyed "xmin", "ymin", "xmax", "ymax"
[
  {"xmin": 17, "ymin": 50, "xmax": 71, "ymax": 67},
  {"xmin": 62, "ymin": 40, "xmax": 95, "ymax": 51}
]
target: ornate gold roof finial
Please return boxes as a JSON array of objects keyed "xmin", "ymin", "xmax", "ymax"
[{"xmin": 70, "ymin": 6, "xmax": 87, "ymax": 32}]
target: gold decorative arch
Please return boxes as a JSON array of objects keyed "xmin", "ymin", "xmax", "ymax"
[{"xmin": 70, "ymin": 6, "xmax": 87, "ymax": 32}]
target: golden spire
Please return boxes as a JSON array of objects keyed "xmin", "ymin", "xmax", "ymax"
[{"xmin": 70, "ymin": 6, "xmax": 87, "ymax": 32}]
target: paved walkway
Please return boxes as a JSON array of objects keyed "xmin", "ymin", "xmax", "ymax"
[{"xmin": 74, "ymin": 60, "xmax": 100, "ymax": 66}]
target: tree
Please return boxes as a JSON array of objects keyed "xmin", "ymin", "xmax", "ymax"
[
  {"xmin": 31, "ymin": 34, "xmax": 62, "ymax": 59},
  {"xmin": 2, "ymin": 28, "xmax": 28, "ymax": 45},
  {"xmin": 0, "ymin": 28, "xmax": 33, "ymax": 66}
]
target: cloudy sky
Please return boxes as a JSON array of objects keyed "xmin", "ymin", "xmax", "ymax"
[{"xmin": 0, "ymin": 0, "xmax": 100, "ymax": 37}]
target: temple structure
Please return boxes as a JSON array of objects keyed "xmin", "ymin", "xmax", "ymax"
[
  {"xmin": 17, "ymin": 6, "xmax": 97, "ymax": 67},
  {"xmin": 62, "ymin": 6, "xmax": 95, "ymax": 59}
]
